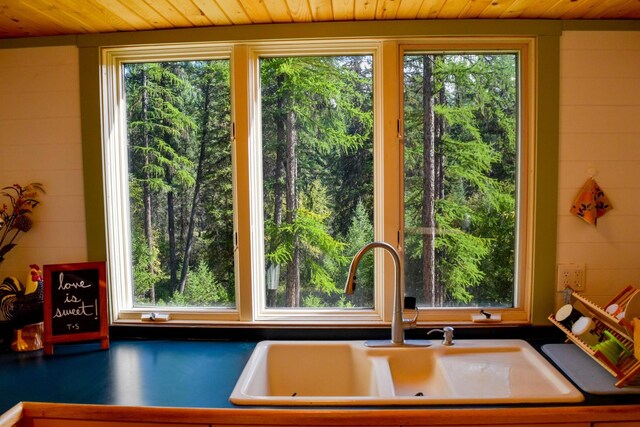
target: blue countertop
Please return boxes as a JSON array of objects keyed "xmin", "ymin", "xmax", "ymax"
[
  {"xmin": 0, "ymin": 340, "xmax": 256, "ymax": 413},
  {"xmin": 2, "ymin": 337, "xmax": 639, "ymax": 416}
]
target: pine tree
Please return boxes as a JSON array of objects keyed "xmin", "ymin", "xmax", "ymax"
[
  {"xmin": 403, "ymin": 53, "xmax": 516, "ymax": 307},
  {"xmin": 261, "ymin": 55, "xmax": 373, "ymax": 307}
]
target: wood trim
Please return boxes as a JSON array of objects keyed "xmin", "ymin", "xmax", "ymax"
[
  {"xmin": 0, "ymin": 403, "xmax": 23, "ymax": 427},
  {"xmin": 17, "ymin": 402, "xmax": 640, "ymax": 426},
  {"xmin": 530, "ymin": 33, "xmax": 560, "ymax": 325},
  {"xmin": 79, "ymin": 46, "xmax": 107, "ymax": 263},
  {"xmin": 74, "ymin": 20, "xmax": 563, "ymax": 48}
]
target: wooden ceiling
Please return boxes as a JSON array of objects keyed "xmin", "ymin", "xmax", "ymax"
[{"xmin": 1, "ymin": 0, "xmax": 640, "ymax": 39}]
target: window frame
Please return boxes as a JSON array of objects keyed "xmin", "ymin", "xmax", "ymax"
[
  {"xmin": 246, "ymin": 42, "xmax": 384, "ymax": 322},
  {"xmin": 98, "ymin": 35, "xmax": 538, "ymax": 326},
  {"xmin": 100, "ymin": 44, "xmax": 240, "ymax": 323},
  {"xmin": 397, "ymin": 39, "xmax": 536, "ymax": 323}
]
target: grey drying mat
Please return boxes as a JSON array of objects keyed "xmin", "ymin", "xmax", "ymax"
[{"xmin": 542, "ymin": 343, "xmax": 640, "ymax": 395}]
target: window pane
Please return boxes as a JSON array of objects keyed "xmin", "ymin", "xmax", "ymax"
[
  {"xmin": 124, "ymin": 60, "xmax": 234, "ymax": 308},
  {"xmin": 403, "ymin": 53, "xmax": 518, "ymax": 308},
  {"xmin": 260, "ymin": 55, "xmax": 374, "ymax": 309}
]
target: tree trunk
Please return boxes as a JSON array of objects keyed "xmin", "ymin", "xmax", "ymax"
[
  {"xmin": 141, "ymin": 67, "xmax": 156, "ymax": 304},
  {"xmin": 157, "ymin": 65, "xmax": 180, "ymax": 295},
  {"xmin": 435, "ymin": 85, "xmax": 446, "ymax": 201},
  {"xmin": 434, "ymin": 83, "xmax": 446, "ymax": 306},
  {"xmin": 178, "ymin": 78, "xmax": 212, "ymax": 294},
  {"xmin": 274, "ymin": 75, "xmax": 286, "ymax": 228},
  {"xmin": 267, "ymin": 77, "xmax": 286, "ymax": 307},
  {"xmin": 421, "ymin": 55, "xmax": 437, "ymax": 306},
  {"xmin": 285, "ymin": 99, "xmax": 300, "ymax": 308},
  {"xmin": 167, "ymin": 171, "xmax": 178, "ymax": 293}
]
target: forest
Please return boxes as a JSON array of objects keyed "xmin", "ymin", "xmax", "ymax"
[{"xmin": 123, "ymin": 51, "xmax": 517, "ymax": 310}]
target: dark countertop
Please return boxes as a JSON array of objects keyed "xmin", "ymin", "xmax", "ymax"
[
  {"xmin": 0, "ymin": 340, "xmax": 255, "ymax": 413},
  {"xmin": 1, "ymin": 334, "xmax": 639, "ymax": 415}
]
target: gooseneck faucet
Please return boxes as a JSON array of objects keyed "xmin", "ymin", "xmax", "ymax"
[{"xmin": 344, "ymin": 241, "xmax": 430, "ymax": 347}]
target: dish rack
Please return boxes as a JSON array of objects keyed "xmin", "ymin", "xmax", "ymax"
[{"xmin": 548, "ymin": 285, "xmax": 640, "ymax": 387}]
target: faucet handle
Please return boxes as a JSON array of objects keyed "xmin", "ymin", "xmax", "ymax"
[{"xmin": 402, "ymin": 296, "xmax": 419, "ymax": 327}]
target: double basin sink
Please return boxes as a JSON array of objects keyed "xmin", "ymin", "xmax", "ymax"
[{"xmin": 230, "ymin": 339, "xmax": 583, "ymax": 406}]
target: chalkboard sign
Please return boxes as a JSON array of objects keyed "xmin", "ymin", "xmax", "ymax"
[{"xmin": 43, "ymin": 262, "xmax": 109, "ymax": 354}]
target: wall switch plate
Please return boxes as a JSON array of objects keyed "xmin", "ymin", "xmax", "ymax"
[{"xmin": 557, "ymin": 263, "xmax": 586, "ymax": 292}]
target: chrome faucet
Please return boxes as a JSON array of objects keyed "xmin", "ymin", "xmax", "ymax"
[{"xmin": 344, "ymin": 241, "xmax": 430, "ymax": 347}]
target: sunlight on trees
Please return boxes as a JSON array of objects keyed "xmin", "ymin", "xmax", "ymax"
[
  {"xmin": 126, "ymin": 60, "xmax": 234, "ymax": 308},
  {"xmin": 403, "ymin": 53, "xmax": 517, "ymax": 308},
  {"xmin": 261, "ymin": 55, "xmax": 374, "ymax": 309},
  {"xmin": 123, "ymin": 51, "xmax": 518, "ymax": 310}
]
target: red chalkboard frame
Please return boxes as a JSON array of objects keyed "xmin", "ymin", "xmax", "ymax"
[{"xmin": 43, "ymin": 261, "xmax": 109, "ymax": 355}]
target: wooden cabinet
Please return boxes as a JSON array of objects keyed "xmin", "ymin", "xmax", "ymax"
[
  {"xmin": 30, "ymin": 421, "xmax": 207, "ymax": 427},
  {"xmin": 411, "ymin": 424, "xmax": 591, "ymax": 427},
  {"xmin": 592, "ymin": 423, "xmax": 640, "ymax": 427},
  {"xmin": 7, "ymin": 402, "xmax": 640, "ymax": 427}
]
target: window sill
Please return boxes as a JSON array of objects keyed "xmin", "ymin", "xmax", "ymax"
[
  {"xmin": 108, "ymin": 322, "xmax": 561, "ymax": 343},
  {"xmin": 111, "ymin": 317, "xmax": 530, "ymax": 328}
]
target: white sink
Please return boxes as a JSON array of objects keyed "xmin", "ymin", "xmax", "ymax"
[{"xmin": 229, "ymin": 339, "xmax": 584, "ymax": 406}]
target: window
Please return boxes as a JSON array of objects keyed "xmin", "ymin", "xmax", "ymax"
[
  {"xmin": 101, "ymin": 45, "xmax": 239, "ymax": 322},
  {"xmin": 124, "ymin": 60, "xmax": 234, "ymax": 309},
  {"xmin": 259, "ymin": 54, "xmax": 374, "ymax": 310},
  {"xmin": 100, "ymin": 38, "xmax": 534, "ymax": 324},
  {"xmin": 402, "ymin": 51, "xmax": 519, "ymax": 308}
]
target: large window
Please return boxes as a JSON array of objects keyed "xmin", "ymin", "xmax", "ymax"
[{"xmin": 101, "ymin": 38, "xmax": 534, "ymax": 324}]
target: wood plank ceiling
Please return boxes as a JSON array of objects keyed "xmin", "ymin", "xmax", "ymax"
[{"xmin": 1, "ymin": 0, "xmax": 640, "ymax": 39}]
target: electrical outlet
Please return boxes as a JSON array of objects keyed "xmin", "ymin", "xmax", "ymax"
[{"xmin": 557, "ymin": 263, "xmax": 586, "ymax": 292}]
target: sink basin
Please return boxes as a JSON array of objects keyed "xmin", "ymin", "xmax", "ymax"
[
  {"xmin": 230, "ymin": 339, "xmax": 584, "ymax": 406},
  {"xmin": 240, "ymin": 341, "xmax": 390, "ymax": 402}
]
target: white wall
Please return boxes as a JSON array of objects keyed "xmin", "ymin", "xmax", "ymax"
[
  {"xmin": 0, "ymin": 46, "xmax": 87, "ymax": 281},
  {"xmin": 1, "ymin": 31, "xmax": 638, "ymax": 308},
  {"xmin": 557, "ymin": 31, "xmax": 640, "ymax": 307}
]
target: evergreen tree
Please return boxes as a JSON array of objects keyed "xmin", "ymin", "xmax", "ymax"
[
  {"xmin": 261, "ymin": 56, "xmax": 373, "ymax": 308},
  {"xmin": 123, "ymin": 51, "xmax": 515, "ymax": 311},
  {"xmin": 403, "ymin": 54, "xmax": 516, "ymax": 307},
  {"xmin": 126, "ymin": 60, "xmax": 233, "ymax": 308}
]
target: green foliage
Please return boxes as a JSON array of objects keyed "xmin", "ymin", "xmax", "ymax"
[
  {"xmin": 125, "ymin": 51, "xmax": 516, "ymax": 311},
  {"xmin": 131, "ymin": 226, "xmax": 167, "ymax": 304},
  {"xmin": 128, "ymin": 63, "xmax": 197, "ymax": 193},
  {"xmin": 169, "ymin": 261, "xmax": 230, "ymax": 307},
  {"xmin": 302, "ymin": 294, "xmax": 325, "ymax": 308},
  {"xmin": 261, "ymin": 55, "xmax": 374, "ymax": 308},
  {"xmin": 470, "ymin": 184, "xmax": 516, "ymax": 306},
  {"xmin": 403, "ymin": 53, "xmax": 517, "ymax": 307},
  {"xmin": 434, "ymin": 199, "xmax": 491, "ymax": 304},
  {"xmin": 126, "ymin": 60, "xmax": 234, "ymax": 308},
  {"xmin": 343, "ymin": 201, "xmax": 374, "ymax": 307},
  {"xmin": 266, "ymin": 206, "xmax": 350, "ymax": 297}
]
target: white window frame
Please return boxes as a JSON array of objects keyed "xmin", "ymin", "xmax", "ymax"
[
  {"xmin": 100, "ymin": 37, "xmax": 535, "ymax": 325},
  {"xmin": 245, "ymin": 42, "xmax": 385, "ymax": 323},
  {"xmin": 397, "ymin": 38, "xmax": 536, "ymax": 324},
  {"xmin": 100, "ymin": 44, "xmax": 239, "ymax": 323}
]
